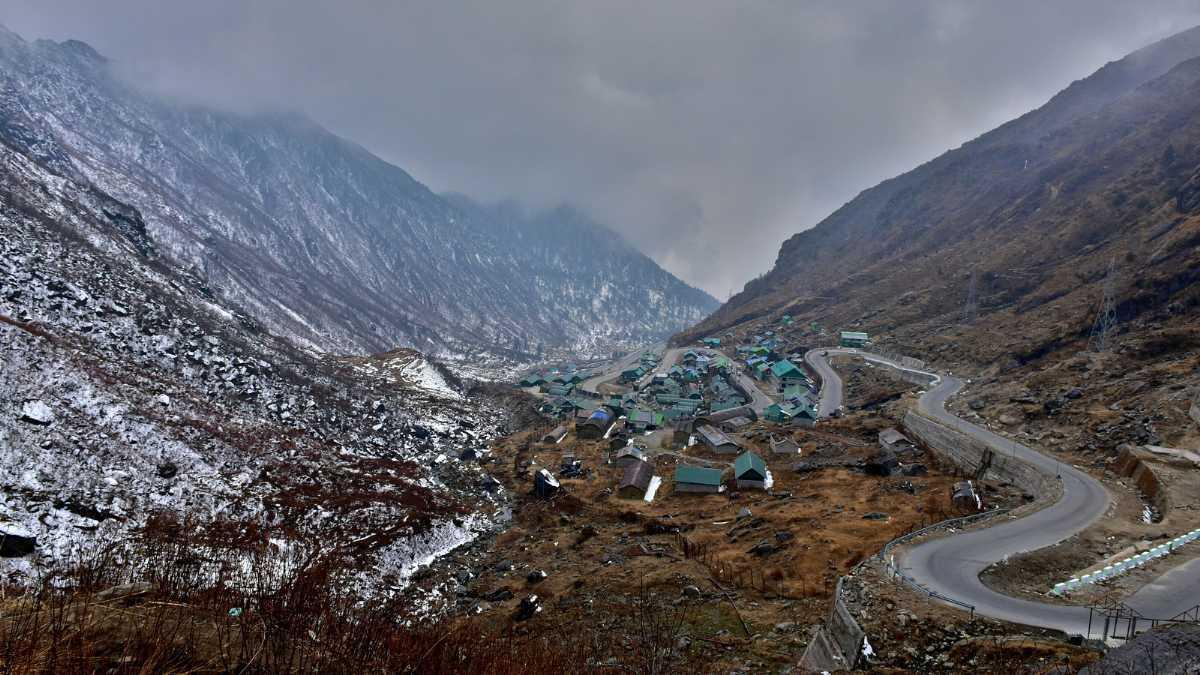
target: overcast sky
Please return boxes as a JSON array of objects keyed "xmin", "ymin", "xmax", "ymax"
[{"xmin": 5, "ymin": 2, "xmax": 1200, "ymax": 297}]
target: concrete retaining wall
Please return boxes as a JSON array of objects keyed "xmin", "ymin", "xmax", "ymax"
[
  {"xmin": 1113, "ymin": 447, "xmax": 1167, "ymax": 516},
  {"xmin": 866, "ymin": 358, "xmax": 936, "ymax": 387},
  {"xmin": 799, "ymin": 577, "xmax": 864, "ymax": 672},
  {"xmin": 902, "ymin": 410, "xmax": 1050, "ymax": 496}
]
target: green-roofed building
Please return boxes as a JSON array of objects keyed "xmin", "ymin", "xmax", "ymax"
[
  {"xmin": 769, "ymin": 359, "xmax": 806, "ymax": 384},
  {"xmin": 710, "ymin": 398, "xmax": 744, "ymax": 412},
  {"xmin": 519, "ymin": 374, "xmax": 544, "ymax": 388},
  {"xmin": 782, "ymin": 384, "xmax": 806, "ymax": 400},
  {"xmin": 627, "ymin": 408, "xmax": 664, "ymax": 431},
  {"xmin": 764, "ymin": 402, "xmax": 792, "ymax": 423},
  {"xmin": 734, "ymin": 451, "xmax": 768, "ymax": 489},
  {"xmin": 621, "ymin": 365, "xmax": 646, "ymax": 382},
  {"xmin": 840, "ymin": 331, "xmax": 869, "ymax": 348},
  {"xmin": 606, "ymin": 394, "xmax": 636, "ymax": 416},
  {"xmin": 674, "ymin": 466, "xmax": 724, "ymax": 493},
  {"xmin": 765, "ymin": 401, "xmax": 817, "ymax": 427}
]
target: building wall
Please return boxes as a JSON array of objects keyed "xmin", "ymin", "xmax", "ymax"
[
  {"xmin": 618, "ymin": 486, "xmax": 646, "ymax": 500},
  {"xmin": 735, "ymin": 479, "xmax": 765, "ymax": 489},
  {"xmin": 675, "ymin": 483, "xmax": 720, "ymax": 494}
]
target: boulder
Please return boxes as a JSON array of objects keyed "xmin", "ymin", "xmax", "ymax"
[
  {"xmin": 748, "ymin": 539, "xmax": 777, "ymax": 556},
  {"xmin": 485, "ymin": 588, "xmax": 514, "ymax": 602},
  {"xmin": 514, "ymin": 595, "xmax": 541, "ymax": 621},
  {"xmin": 0, "ymin": 527, "xmax": 36, "ymax": 557},
  {"xmin": 998, "ymin": 413, "xmax": 1022, "ymax": 426},
  {"xmin": 96, "ymin": 582, "xmax": 154, "ymax": 602},
  {"xmin": 18, "ymin": 400, "xmax": 54, "ymax": 425}
]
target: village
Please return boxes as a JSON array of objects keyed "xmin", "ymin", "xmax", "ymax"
[
  {"xmin": 424, "ymin": 317, "xmax": 1036, "ymax": 671},
  {"xmin": 511, "ymin": 319, "xmax": 931, "ymax": 507}
]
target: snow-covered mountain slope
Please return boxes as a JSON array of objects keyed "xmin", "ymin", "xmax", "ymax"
[
  {"xmin": 0, "ymin": 26, "xmax": 717, "ymax": 360},
  {"xmin": 0, "ymin": 118, "xmax": 507, "ymax": 594}
]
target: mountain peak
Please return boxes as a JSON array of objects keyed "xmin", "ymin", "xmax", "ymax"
[
  {"xmin": 56, "ymin": 38, "xmax": 106, "ymax": 64},
  {"xmin": 0, "ymin": 31, "xmax": 716, "ymax": 359}
]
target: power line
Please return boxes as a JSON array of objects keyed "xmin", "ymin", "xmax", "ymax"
[
  {"xmin": 1088, "ymin": 258, "xmax": 1119, "ymax": 352},
  {"xmin": 962, "ymin": 267, "xmax": 978, "ymax": 325}
]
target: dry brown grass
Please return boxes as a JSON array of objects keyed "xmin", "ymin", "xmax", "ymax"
[{"xmin": 0, "ymin": 519, "xmax": 712, "ymax": 674}]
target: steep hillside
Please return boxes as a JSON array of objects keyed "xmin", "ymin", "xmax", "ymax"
[
  {"xmin": 0, "ymin": 26, "xmax": 716, "ymax": 361},
  {"xmin": 447, "ymin": 197, "xmax": 718, "ymax": 350},
  {"xmin": 680, "ymin": 25, "xmax": 1200, "ymax": 375},
  {"xmin": 0, "ymin": 107, "xmax": 509, "ymax": 595}
]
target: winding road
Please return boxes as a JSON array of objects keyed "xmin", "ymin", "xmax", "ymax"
[{"xmin": 806, "ymin": 347, "xmax": 1200, "ymax": 636}]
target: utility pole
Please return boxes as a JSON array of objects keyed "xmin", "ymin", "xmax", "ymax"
[
  {"xmin": 962, "ymin": 267, "xmax": 978, "ymax": 325},
  {"xmin": 1088, "ymin": 258, "xmax": 1119, "ymax": 353}
]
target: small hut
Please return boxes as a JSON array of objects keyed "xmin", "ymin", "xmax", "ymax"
[
  {"xmin": 614, "ymin": 446, "xmax": 649, "ymax": 467},
  {"xmin": 618, "ymin": 460, "xmax": 653, "ymax": 499},
  {"xmin": 696, "ymin": 425, "xmax": 740, "ymax": 454},
  {"xmin": 542, "ymin": 425, "xmax": 568, "ymax": 444},
  {"xmin": 674, "ymin": 466, "xmax": 723, "ymax": 494},
  {"xmin": 769, "ymin": 436, "xmax": 800, "ymax": 456},
  {"xmin": 952, "ymin": 480, "xmax": 981, "ymax": 511},
  {"xmin": 734, "ymin": 451, "xmax": 768, "ymax": 490}
]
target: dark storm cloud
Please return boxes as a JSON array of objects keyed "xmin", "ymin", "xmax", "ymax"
[{"xmin": 5, "ymin": 1, "xmax": 1200, "ymax": 296}]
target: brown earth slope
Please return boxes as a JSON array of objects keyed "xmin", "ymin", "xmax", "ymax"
[{"xmin": 678, "ymin": 26, "xmax": 1200, "ymax": 376}]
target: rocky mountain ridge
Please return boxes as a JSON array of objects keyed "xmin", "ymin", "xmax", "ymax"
[
  {"xmin": 0, "ymin": 25, "xmax": 716, "ymax": 363},
  {"xmin": 0, "ymin": 111, "xmax": 510, "ymax": 600},
  {"xmin": 679, "ymin": 25, "xmax": 1200, "ymax": 379}
]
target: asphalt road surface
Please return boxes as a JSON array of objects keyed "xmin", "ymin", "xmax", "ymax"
[
  {"xmin": 730, "ymin": 367, "xmax": 776, "ymax": 414},
  {"xmin": 578, "ymin": 343, "xmax": 663, "ymax": 395},
  {"xmin": 803, "ymin": 348, "xmax": 1200, "ymax": 635}
]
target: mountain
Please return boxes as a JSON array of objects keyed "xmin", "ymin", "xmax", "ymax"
[
  {"xmin": 679, "ymin": 25, "xmax": 1200, "ymax": 374},
  {"xmin": 0, "ymin": 26, "xmax": 716, "ymax": 361},
  {"xmin": 445, "ymin": 196, "xmax": 719, "ymax": 351},
  {"xmin": 0, "ymin": 83, "xmax": 513, "ymax": 592}
]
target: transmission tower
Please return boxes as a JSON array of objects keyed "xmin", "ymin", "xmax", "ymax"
[
  {"xmin": 1088, "ymin": 258, "xmax": 1119, "ymax": 352},
  {"xmin": 962, "ymin": 267, "xmax": 978, "ymax": 325}
]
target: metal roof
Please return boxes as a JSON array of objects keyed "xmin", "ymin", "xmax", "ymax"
[
  {"xmin": 770, "ymin": 359, "xmax": 802, "ymax": 378},
  {"xmin": 734, "ymin": 451, "xmax": 767, "ymax": 479},
  {"xmin": 619, "ymin": 460, "xmax": 653, "ymax": 491},
  {"xmin": 674, "ymin": 466, "xmax": 723, "ymax": 486}
]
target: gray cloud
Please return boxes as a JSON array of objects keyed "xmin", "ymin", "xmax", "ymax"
[{"xmin": 5, "ymin": 1, "xmax": 1200, "ymax": 297}]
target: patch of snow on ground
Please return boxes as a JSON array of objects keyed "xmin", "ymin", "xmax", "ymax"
[
  {"xmin": 644, "ymin": 476, "xmax": 662, "ymax": 503},
  {"xmin": 400, "ymin": 357, "xmax": 462, "ymax": 400}
]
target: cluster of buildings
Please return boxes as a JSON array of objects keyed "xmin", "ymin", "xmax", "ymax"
[
  {"xmin": 618, "ymin": 350, "xmax": 664, "ymax": 384},
  {"xmin": 519, "ymin": 363, "xmax": 594, "ymax": 399},
  {"xmin": 671, "ymin": 446, "xmax": 776, "ymax": 494},
  {"xmin": 732, "ymin": 333, "xmax": 820, "ymax": 426}
]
